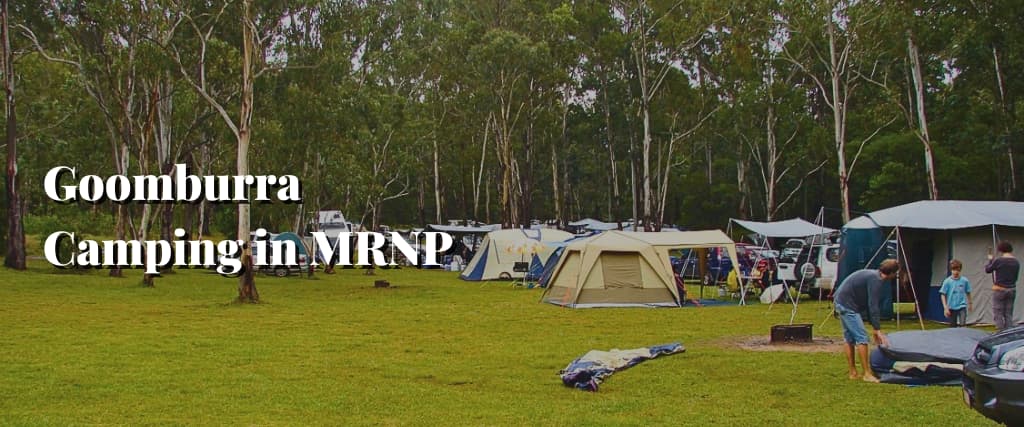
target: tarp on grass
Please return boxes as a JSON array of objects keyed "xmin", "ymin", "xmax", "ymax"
[{"xmin": 559, "ymin": 343, "xmax": 685, "ymax": 391}]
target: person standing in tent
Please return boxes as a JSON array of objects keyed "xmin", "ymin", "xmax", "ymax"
[
  {"xmin": 833, "ymin": 259, "xmax": 900, "ymax": 383},
  {"xmin": 986, "ymin": 241, "xmax": 1020, "ymax": 331},
  {"xmin": 940, "ymin": 259, "xmax": 972, "ymax": 327}
]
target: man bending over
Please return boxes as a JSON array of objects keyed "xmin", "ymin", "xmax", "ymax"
[{"xmin": 833, "ymin": 259, "xmax": 899, "ymax": 383}]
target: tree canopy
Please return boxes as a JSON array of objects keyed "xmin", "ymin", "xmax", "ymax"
[{"xmin": 4, "ymin": 0, "xmax": 1022, "ymax": 239}]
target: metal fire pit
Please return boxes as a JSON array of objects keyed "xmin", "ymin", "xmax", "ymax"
[{"xmin": 770, "ymin": 324, "xmax": 813, "ymax": 343}]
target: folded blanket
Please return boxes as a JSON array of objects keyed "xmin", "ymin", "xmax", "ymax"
[
  {"xmin": 892, "ymin": 360, "xmax": 962, "ymax": 373},
  {"xmin": 560, "ymin": 343, "xmax": 685, "ymax": 391}
]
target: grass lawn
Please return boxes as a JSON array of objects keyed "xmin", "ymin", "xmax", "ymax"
[{"xmin": 0, "ymin": 262, "xmax": 998, "ymax": 426}]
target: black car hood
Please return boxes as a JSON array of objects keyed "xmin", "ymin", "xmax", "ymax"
[{"xmin": 978, "ymin": 325, "xmax": 1024, "ymax": 348}]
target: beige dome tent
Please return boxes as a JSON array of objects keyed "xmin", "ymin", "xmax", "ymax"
[
  {"xmin": 541, "ymin": 230, "xmax": 742, "ymax": 308},
  {"xmin": 460, "ymin": 228, "xmax": 574, "ymax": 281}
]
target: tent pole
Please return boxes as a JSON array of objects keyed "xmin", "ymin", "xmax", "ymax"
[
  {"xmin": 896, "ymin": 226, "xmax": 901, "ymax": 330},
  {"xmin": 991, "ymin": 224, "xmax": 999, "ymax": 282},
  {"xmin": 864, "ymin": 227, "xmax": 898, "ymax": 270},
  {"xmin": 896, "ymin": 227, "xmax": 926, "ymax": 330},
  {"xmin": 724, "ymin": 223, "xmax": 746, "ymax": 305},
  {"xmin": 790, "ymin": 208, "xmax": 828, "ymax": 324},
  {"xmin": 679, "ymin": 249, "xmax": 696, "ymax": 303}
]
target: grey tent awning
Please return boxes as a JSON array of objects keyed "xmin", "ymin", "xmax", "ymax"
[
  {"xmin": 845, "ymin": 200, "xmax": 1024, "ymax": 230},
  {"xmin": 730, "ymin": 218, "xmax": 835, "ymax": 238}
]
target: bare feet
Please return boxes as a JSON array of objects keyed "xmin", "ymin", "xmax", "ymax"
[
  {"xmin": 862, "ymin": 375, "xmax": 880, "ymax": 383},
  {"xmin": 848, "ymin": 371, "xmax": 860, "ymax": 380}
]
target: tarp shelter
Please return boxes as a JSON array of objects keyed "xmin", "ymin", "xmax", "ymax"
[
  {"xmin": 729, "ymin": 218, "xmax": 835, "ymax": 238},
  {"xmin": 540, "ymin": 230, "xmax": 742, "ymax": 308},
  {"xmin": 728, "ymin": 216, "xmax": 835, "ymax": 291},
  {"xmin": 568, "ymin": 218, "xmax": 630, "ymax": 232},
  {"xmin": 426, "ymin": 224, "xmax": 501, "ymax": 234},
  {"xmin": 460, "ymin": 229, "xmax": 573, "ymax": 281},
  {"xmin": 840, "ymin": 200, "xmax": 1024, "ymax": 325},
  {"xmin": 426, "ymin": 223, "xmax": 502, "ymax": 261}
]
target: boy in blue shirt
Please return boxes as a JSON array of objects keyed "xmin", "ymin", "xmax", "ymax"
[{"xmin": 940, "ymin": 259, "xmax": 972, "ymax": 327}]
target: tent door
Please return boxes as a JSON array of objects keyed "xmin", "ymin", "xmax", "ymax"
[{"xmin": 601, "ymin": 252, "xmax": 642, "ymax": 289}]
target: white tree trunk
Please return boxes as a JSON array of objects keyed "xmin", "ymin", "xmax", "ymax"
[{"xmin": 907, "ymin": 33, "xmax": 938, "ymax": 200}]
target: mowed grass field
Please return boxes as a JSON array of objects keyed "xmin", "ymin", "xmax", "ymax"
[{"xmin": 0, "ymin": 262, "xmax": 999, "ymax": 426}]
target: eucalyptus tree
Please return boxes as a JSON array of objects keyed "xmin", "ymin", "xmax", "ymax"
[
  {"xmin": 21, "ymin": 1, "xmax": 183, "ymax": 277},
  {"xmin": 610, "ymin": 0, "xmax": 723, "ymax": 230},
  {"xmin": 165, "ymin": 0, "xmax": 307, "ymax": 302},
  {"xmin": 781, "ymin": 0, "xmax": 899, "ymax": 222},
  {"xmin": 2, "ymin": 0, "xmax": 24, "ymax": 269},
  {"xmin": 717, "ymin": 1, "xmax": 827, "ymax": 221}
]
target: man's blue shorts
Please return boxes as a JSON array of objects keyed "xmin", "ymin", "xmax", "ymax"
[{"xmin": 835, "ymin": 302, "xmax": 870, "ymax": 345}]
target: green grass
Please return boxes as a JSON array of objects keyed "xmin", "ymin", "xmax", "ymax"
[{"xmin": 0, "ymin": 262, "xmax": 998, "ymax": 426}]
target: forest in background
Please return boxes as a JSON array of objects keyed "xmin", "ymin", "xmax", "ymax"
[{"xmin": 2, "ymin": 0, "xmax": 1022, "ymax": 244}]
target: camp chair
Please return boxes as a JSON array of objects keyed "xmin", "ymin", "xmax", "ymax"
[{"xmin": 674, "ymin": 274, "xmax": 702, "ymax": 307}]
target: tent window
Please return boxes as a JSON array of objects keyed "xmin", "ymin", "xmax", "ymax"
[{"xmin": 602, "ymin": 252, "xmax": 642, "ymax": 289}]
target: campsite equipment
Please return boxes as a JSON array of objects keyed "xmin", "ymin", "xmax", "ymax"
[
  {"xmin": 540, "ymin": 230, "xmax": 742, "ymax": 308},
  {"xmin": 870, "ymin": 327, "xmax": 989, "ymax": 385},
  {"xmin": 770, "ymin": 324, "xmax": 812, "ymax": 343},
  {"xmin": 729, "ymin": 215, "xmax": 839, "ymax": 342},
  {"xmin": 759, "ymin": 284, "xmax": 787, "ymax": 304},
  {"xmin": 460, "ymin": 229, "xmax": 572, "ymax": 281},
  {"xmin": 839, "ymin": 200, "xmax": 1024, "ymax": 326},
  {"xmin": 560, "ymin": 343, "xmax": 685, "ymax": 391},
  {"xmin": 729, "ymin": 217, "xmax": 837, "ymax": 298}
]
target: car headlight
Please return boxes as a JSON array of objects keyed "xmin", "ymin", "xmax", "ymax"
[{"xmin": 998, "ymin": 346, "xmax": 1024, "ymax": 371}]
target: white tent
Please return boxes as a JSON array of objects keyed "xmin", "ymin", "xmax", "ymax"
[
  {"xmin": 459, "ymin": 229, "xmax": 573, "ymax": 281},
  {"xmin": 842, "ymin": 200, "xmax": 1024, "ymax": 325},
  {"xmin": 540, "ymin": 230, "xmax": 742, "ymax": 308}
]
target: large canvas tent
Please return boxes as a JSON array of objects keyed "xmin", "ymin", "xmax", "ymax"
[
  {"xmin": 540, "ymin": 230, "xmax": 742, "ymax": 308},
  {"xmin": 840, "ymin": 200, "xmax": 1024, "ymax": 325},
  {"xmin": 460, "ymin": 229, "xmax": 573, "ymax": 281}
]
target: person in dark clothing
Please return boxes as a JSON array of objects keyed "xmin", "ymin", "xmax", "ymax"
[
  {"xmin": 986, "ymin": 241, "xmax": 1020, "ymax": 331},
  {"xmin": 832, "ymin": 259, "xmax": 900, "ymax": 383}
]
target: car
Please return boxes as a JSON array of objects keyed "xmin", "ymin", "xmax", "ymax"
[
  {"xmin": 963, "ymin": 325, "xmax": 1024, "ymax": 425},
  {"xmin": 781, "ymin": 238, "xmax": 805, "ymax": 259},
  {"xmin": 776, "ymin": 243, "xmax": 841, "ymax": 297}
]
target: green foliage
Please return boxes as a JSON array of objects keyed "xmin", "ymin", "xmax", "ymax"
[
  {"xmin": 7, "ymin": 0, "xmax": 1024, "ymax": 234},
  {"xmin": 24, "ymin": 210, "xmax": 116, "ymax": 237}
]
